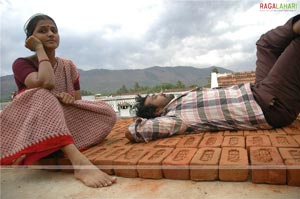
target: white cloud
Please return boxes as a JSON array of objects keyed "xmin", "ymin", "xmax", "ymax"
[{"xmin": 0, "ymin": 0, "xmax": 299, "ymax": 76}]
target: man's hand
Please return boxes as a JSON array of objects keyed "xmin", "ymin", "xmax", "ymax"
[
  {"xmin": 56, "ymin": 92, "xmax": 75, "ymax": 105},
  {"xmin": 25, "ymin": 35, "xmax": 43, "ymax": 51},
  {"xmin": 125, "ymin": 130, "xmax": 136, "ymax": 143}
]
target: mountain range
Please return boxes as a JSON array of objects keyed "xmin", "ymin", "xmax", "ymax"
[{"xmin": 0, "ymin": 66, "xmax": 231, "ymax": 101}]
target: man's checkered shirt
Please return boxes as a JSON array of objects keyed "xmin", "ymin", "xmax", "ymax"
[{"xmin": 129, "ymin": 83, "xmax": 271, "ymax": 142}]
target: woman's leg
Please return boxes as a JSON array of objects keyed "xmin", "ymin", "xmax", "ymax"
[{"xmin": 61, "ymin": 144, "xmax": 117, "ymax": 188}]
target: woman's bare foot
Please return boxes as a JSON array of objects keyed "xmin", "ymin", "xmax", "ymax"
[
  {"xmin": 61, "ymin": 144, "xmax": 117, "ymax": 188},
  {"xmin": 73, "ymin": 156, "xmax": 117, "ymax": 188}
]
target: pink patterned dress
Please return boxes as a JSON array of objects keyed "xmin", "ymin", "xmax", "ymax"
[{"xmin": 0, "ymin": 57, "xmax": 116, "ymax": 165}]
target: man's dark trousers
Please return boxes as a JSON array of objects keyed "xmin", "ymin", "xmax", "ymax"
[{"xmin": 252, "ymin": 14, "xmax": 300, "ymax": 127}]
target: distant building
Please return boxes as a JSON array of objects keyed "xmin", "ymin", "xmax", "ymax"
[{"xmin": 211, "ymin": 71, "xmax": 256, "ymax": 88}]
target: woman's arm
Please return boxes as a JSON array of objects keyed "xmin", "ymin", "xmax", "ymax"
[{"xmin": 24, "ymin": 36, "xmax": 55, "ymax": 90}]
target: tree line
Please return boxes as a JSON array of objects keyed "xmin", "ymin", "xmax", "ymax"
[
  {"xmin": 111, "ymin": 67, "xmax": 219, "ymax": 96},
  {"xmin": 115, "ymin": 81, "xmax": 197, "ymax": 95}
]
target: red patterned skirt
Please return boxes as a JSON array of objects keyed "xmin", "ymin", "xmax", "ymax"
[{"xmin": 0, "ymin": 88, "xmax": 116, "ymax": 165}]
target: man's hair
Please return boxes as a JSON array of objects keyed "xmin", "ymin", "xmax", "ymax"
[{"xmin": 134, "ymin": 94, "xmax": 157, "ymax": 119}]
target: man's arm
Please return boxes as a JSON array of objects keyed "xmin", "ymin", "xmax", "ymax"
[{"xmin": 126, "ymin": 116, "xmax": 187, "ymax": 143}]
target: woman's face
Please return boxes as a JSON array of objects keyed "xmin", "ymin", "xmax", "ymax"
[{"xmin": 32, "ymin": 19, "xmax": 60, "ymax": 50}]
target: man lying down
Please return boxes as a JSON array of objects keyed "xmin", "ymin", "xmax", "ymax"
[{"xmin": 126, "ymin": 15, "xmax": 300, "ymax": 143}]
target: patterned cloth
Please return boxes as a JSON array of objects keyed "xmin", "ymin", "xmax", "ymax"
[
  {"xmin": 0, "ymin": 57, "xmax": 116, "ymax": 165},
  {"xmin": 128, "ymin": 83, "xmax": 271, "ymax": 142}
]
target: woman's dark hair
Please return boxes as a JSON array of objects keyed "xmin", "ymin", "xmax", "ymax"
[
  {"xmin": 134, "ymin": 94, "xmax": 157, "ymax": 119},
  {"xmin": 24, "ymin": 13, "xmax": 57, "ymax": 39}
]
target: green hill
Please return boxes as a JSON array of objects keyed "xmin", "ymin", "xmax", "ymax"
[{"xmin": 0, "ymin": 66, "xmax": 231, "ymax": 101}]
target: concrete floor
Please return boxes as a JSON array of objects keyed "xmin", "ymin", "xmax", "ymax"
[{"xmin": 1, "ymin": 169, "xmax": 299, "ymax": 199}]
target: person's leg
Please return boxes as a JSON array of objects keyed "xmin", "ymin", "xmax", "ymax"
[
  {"xmin": 255, "ymin": 14, "xmax": 300, "ymax": 83},
  {"xmin": 293, "ymin": 17, "xmax": 300, "ymax": 34},
  {"xmin": 252, "ymin": 35, "xmax": 300, "ymax": 127},
  {"xmin": 61, "ymin": 144, "xmax": 117, "ymax": 188}
]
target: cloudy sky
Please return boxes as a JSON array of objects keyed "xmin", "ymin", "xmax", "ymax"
[{"xmin": 0, "ymin": 0, "xmax": 298, "ymax": 76}]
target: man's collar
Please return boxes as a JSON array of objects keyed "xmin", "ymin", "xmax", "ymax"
[{"xmin": 160, "ymin": 87, "xmax": 199, "ymax": 115}]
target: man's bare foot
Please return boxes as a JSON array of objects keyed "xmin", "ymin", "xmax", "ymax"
[
  {"xmin": 73, "ymin": 157, "xmax": 117, "ymax": 188},
  {"xmin": 293, "ymin": 19, "xmax": 300, "ymax": 34}
]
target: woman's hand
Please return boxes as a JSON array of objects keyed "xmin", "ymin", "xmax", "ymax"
[
  {"xmin": 25, "ymin": 35, "xmax": 43, "ymax": 51},
  {"xmin": 56, "ymin": 92, "xmax": 75, "ymax": 104}
]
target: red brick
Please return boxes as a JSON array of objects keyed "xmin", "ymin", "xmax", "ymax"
[
  {"xmin": 263, "ymin": 129, "xmax": 286, "ymax": 136},
  {"xmin": 82, "ymin": 146, "xmax": 102, "ymax": 157},
  {"xmin": 278, "ymin": 142, "xmax": 300, "ymax": 186},
  {"xmin": 114, "ymin": 147, "xmax": 150, "ymax": 178},
  {"xmin": 223, "ymin": 130, "xmax": 243, "ymax": 136},
  {"xmin": 131, "ymin": 139, "xmax": 162, "ymax": 148},
  {"xmin": 261, "ymin": 130, "xmax": 272, "ymax": 135},
  {"xmin": 285, "ymin": 159, "xmax": 300, "ymax": 186},
  {"xmin": 129, "ymin": 142, "xmax": 150, "ymax": 148},
  {"xmin": 282, "ymin": 126, "xmax": 300, "ymax": 135},
  {"xmin": 82, "ymin": 146, "xmax": 111, "ymax": 163},
  {"xmin": 137, "ymin": 148, "xmax": 174, "ymax": 179},
  {"xmin": 269, "ymin": 135, "xmax": 299, "ymax": 148},
  {"xmin": 261, "ymin": 129, "xmax": 274, "ymax": 135},
  {"xmin": 204, "ymin": 131, "xmax": 224, "ymax": 137},
  {"xmin": 275, "ymin": 128, "xmax": 287, "ymax": 135},
  {"xmin": 222, "ymin": 136, "xmax": 245, "ymax": 148},
  {"xmin": 98, "ymin": 137, "xmax": 130, "ymax": 148},
  {"xmin": 199, "ymin": 135, "xmax": 224, "ymax": 148},
  {"xmin": 219, "ymin": 147, "xmax": 248, "ymax": 181},
  {"xmin": 176, "ymin": 134, "xmax": 203, "ymax": 148},
  {"xmin": 162, "ymin": 148, "xmax": 197, "ymax": 180},
  {"xmin": 293, "ymin": 135, "xmax": 300, "ymax": 145},
  {"xmin": 93, "ymin": 146, "xmax": 132, "ymax": 174},
  {"xmin": 278, "ymin": 148, "xmax": 300, "ymax": 160},
  {"xmin": 190, "ymin": 148, "xmax": 221, "ymax": 181},
  {"xmin": 246, "ymin": 135, "xmax": 271, "ymax": 150},
  {"xmin": 250, "ymin": 147, "xmax": 286, "ymax": 185},
  {"xmin": 106, "ymin": 130, "xmax": 123, "ymax": 138},
  {"xmin": 243, "ymin": 130, "xmax": 264, "ymax": 136},
  {"xmin": 155, "ymin": 137, "xmax": 181, "ymax": 148}
]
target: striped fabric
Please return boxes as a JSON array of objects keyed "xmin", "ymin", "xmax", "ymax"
[{"xmin": 129, "ymin": 83, "xmax": 271, "ymax": 142}]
